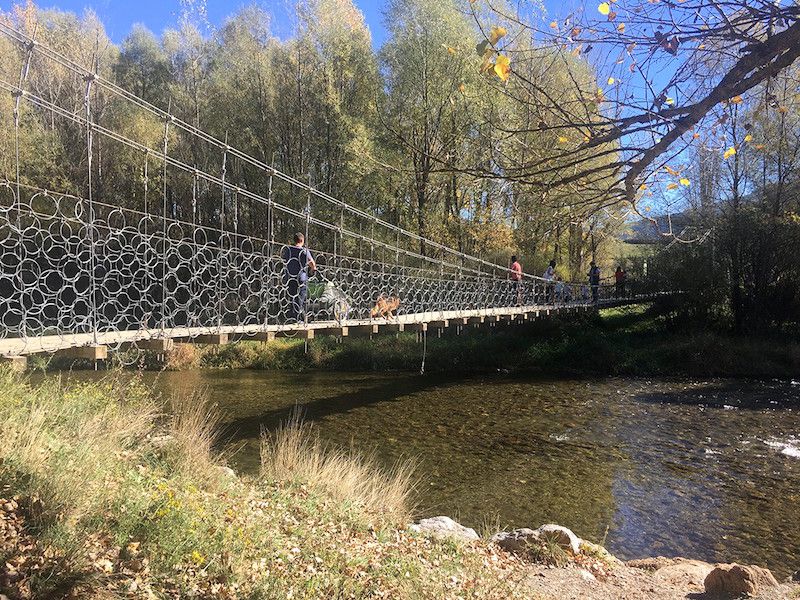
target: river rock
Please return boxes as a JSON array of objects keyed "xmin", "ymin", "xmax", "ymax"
[
  {"xmin": 217, "ymin": 466, "xmax": 237, "ymax": 479},
  {"xmin": 489, "ymin": 528, "xmax": 541, "ymax": 554},
  {"xmin": 578, "ymin": 569, "xmax": 596, "ymax": 583},
  {"xmin": 704, "ymin": 563, "xmax": 779, "ymax": 597},
  {"xmin": 580, "ymin": 540, "xmax": 622, "ymax": 565},
  {"xmin": 535, "ymin": 524, "xmax": 581, "ymax": 555},
  {"xmin": 409, "ymin": 517, "xmax": 479, "ymax": 542},
  {"xmin": 652, "ymin": 559, "xmax": 714, "ymax": 589}
]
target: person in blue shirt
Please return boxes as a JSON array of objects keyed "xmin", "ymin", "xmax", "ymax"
[{"xmin": 281, "ymin": 233, "xmax": 316, "ymax": 322}]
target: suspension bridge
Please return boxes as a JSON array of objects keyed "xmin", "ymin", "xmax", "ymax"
[{"xmin": 0, "ymin": 24, "xmax": 659, "ymax": 368}]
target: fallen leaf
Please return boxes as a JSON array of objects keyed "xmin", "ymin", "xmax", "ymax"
[{"xmin": 489, "ymin": 25, "xmax": 508, "ymax": 44}]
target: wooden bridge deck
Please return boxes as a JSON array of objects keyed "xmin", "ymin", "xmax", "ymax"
[{"xmin": 0, "ymin": 296, "xmax": 655, "ymax": 360}]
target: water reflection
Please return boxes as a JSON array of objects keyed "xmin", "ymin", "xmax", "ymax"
[{"xmin": 43, "ymin": 370, "xmax": 800, "ymax": 576}]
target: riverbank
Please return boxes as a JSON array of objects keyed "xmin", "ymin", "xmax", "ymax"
[
  {"xmin": 89, "ymin": 304, "xmax": 799, "ymax": 378},
  {"xmin": 1, "ymin": 371, "xmax": 796, "ymax": 599},
  {"xmin": 0, "ymin": 369, "xmax": 523, "ymax": 599}
]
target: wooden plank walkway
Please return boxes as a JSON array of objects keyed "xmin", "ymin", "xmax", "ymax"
[{"xmin": 0, "ymin": 295, "xmax": 656, "ymax": 358}]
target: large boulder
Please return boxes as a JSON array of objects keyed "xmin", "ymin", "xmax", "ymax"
[
  {"xmin": 490, "ymin": 524, "xmax": 581, "ymax": 556},
  {"xmin": 409, "ymin": 517, "xmax": 479, "ymax": 542},
  {"xmin": 489, "ymin": 528, "xmax": 541, "ymax": 554},
  {"xmin": 535, "ymin": 524, "xmax": 582, "ymax": 555},
  {"xmin": 704, "ymin": 563, "xmax": 779, "ymax": 597}
]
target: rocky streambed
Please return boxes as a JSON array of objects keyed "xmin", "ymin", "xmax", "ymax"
[{"xmin": 411, "ymin": 516, "xmax": 800, "ymax": 600}]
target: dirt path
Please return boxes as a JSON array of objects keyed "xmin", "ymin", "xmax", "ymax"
[{"xmin": 521, "ymin": 559, "xmax": 799, "ymax": 600}]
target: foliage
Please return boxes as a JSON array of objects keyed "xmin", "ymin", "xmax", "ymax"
[
  {"xmin": 0, "ymin": 369, "xmax": 528, "ymax": 598},
  {"xmin": 1, "ymin": 0, "xmax": 623, "ymax": 277}
]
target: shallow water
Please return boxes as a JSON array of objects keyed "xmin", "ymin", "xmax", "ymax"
[{"xmin": 49, "ymin": 370, "xmax": 800, "ymax": 576}]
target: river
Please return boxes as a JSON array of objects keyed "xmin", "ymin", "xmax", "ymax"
[{"xmin": 50, "ymin": 370, "xmax": 800, "ymax": 576}]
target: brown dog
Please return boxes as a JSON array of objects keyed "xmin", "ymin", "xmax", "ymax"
[{"xmin": 370, "ymin": 295, "xmax": 401, "ymax": 319}]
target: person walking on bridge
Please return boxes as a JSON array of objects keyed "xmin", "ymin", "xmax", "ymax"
[
  {"xmin": 282, "ymin": 233, "xmax": 316, "ymax": 322},
  {"xmin": 543, "ymin": 259, "xmax": 556, "ymax": 304},
  {"xmin": 509, "ymin": 255, "xmax": 523, "ymax": 305},
  {"xmin": 588, "ymin": 261, "xmax": 601, "ymax": 303},
  {"xmin": 615, "ymin": 266, "xmax": 627, "ymax": 298}
]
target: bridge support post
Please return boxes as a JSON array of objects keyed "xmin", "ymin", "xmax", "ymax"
[
  {"xmin": 193, "ymin": 333, "xmax": 229, "ymax": 345},
  {"xmin": 253, "ymin": 332, "xmax": 276, "ymax": 343},
  {"xmin": 59, "ymin": 345, "xmax": 108, "ymax": 361}
]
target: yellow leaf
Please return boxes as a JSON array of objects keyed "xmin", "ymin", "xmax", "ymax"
[
  {"xmin": 607, "ymin": 77, "xmax": 615, "ymax": 85},
  {"xmin": 458, "ymin": 83, "xmax": 466, "ymax": 93},
  {"xmin": 598, "ymin": 2, "xmax": 611, "ymax": 15},
  {"xmin": 692, "ymin": 133, "xmax": 700, "ymax": 139},
  {"xmin": 489, "ymin": 26, "xmax": 508, "ymax": 44},
  {"xmin": 447, "ymin": 46, "xmax": 456, "ymax": 55},
  {"xmin": 617, "ymin": 23, "xmax": 625, "ymax": 32},
  {"xmin": 638, "ymin": 184, "xmax": 647, "ymax": 191},
  {"xmin": 494, "ymin": 54, "xmax": 511, "ymax": 81},
  {"xmin": 723, "ymin": 146, "xmax": 736, "ymax": 159},
  {"xmin": 777, "ymin": 106, "xmax": 788, "ymax": 114},
  {"xmin": 558, "ymin": 136, "xmax": 569, "ymax": 143},
  {"xmin": 730, "ymin": 95, "xmax": 743, "ymax": 104},
  {"xmin": 744, "ymin": 134, "xmax": 752, "ymax": 143},
  {"xmin": 664, "ymin": 165, "xmax": 679, "ymax": 176},
  {"xmin": 550, "ymin": 21, "xmax": 558, "ymax": 29},
  {"xmin": 666, "ymin": 183, "xmax": 678, "ymax": 190},
  {"xmin": 679, "ymin": 178, "xmax": 690, "ymax": 186},
  {"xmin": 754, "ymin": 144, "xmax": 765, "ymax": 150},
  {"xmin": 665, "ymin": 97, "xmax": 675, "ymax": 105},
  {"xmin": 645, "ymin": 205, "xmax": 652, "ymax": 212}
]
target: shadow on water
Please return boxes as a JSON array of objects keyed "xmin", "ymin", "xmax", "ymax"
[{"xmin": 218, "ymin": 373, "xmax": 443, "ymax": 443}]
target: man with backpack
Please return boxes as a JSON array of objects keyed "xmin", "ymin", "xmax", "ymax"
[
  {"xmin": 588, "ymin": 261, "xmax": 601, "ymax": 303},
  {"xmin": 282, "ymin": 233, "xmax": 316, "ymax": 322}
]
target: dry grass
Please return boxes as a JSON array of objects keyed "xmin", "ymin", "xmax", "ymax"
[
  {"xmin": 260, "ymin": 416, "xmax": 418, "ymax": 527},
  {"xmin": 163, "ymin": 390, "xmax": 223, "ymax": 485},
  {"xmin": 0, "ymin": 371, "xmax": 155, "ymax": 524},
  {"xmin": 164, "ymin": 342, "xmax": 200, "ymax": 370}
]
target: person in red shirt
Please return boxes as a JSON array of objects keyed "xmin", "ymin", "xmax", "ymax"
[
  {"xmin": 510, "ymin": 255, "xmax": 523, "ymax": 305},
  {"xmin": 615, "ymin": 266, "xmax": 626, "ymax": 298}
]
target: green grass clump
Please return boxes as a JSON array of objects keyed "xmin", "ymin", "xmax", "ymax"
[{"xmin": 0, "ymin": 369, "xmax": 527, "ymax": 599}]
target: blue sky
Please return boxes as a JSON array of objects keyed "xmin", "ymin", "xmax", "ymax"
[
  {"xmin": 14, "ymin": 0, "xmax": 567, "ymax": 47},
  {"xmin": 21, "ymin": 0, "xmax": 391, "ymax": 46}
]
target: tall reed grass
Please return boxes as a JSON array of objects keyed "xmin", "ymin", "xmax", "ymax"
[{"xmin": 260, "ymin": 416, "xmax": 418, "ymax": 527}]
